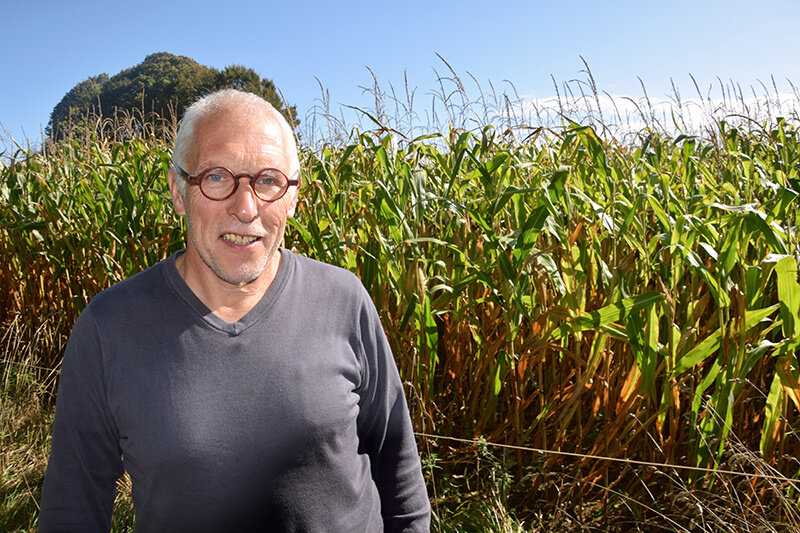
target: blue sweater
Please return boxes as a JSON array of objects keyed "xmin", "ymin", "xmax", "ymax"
[{"xmin": 39, "ymin": 249, "xmax": 430, "ymax": 532}]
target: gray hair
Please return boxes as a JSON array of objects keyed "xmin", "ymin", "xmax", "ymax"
[{"xmin": 171, "ymin": 89, "xmax": 298, "ymax": 196}]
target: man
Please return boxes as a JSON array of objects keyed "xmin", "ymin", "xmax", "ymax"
[{"xmin": 39, "ymin": 89, "xmax": 431, "ymax": 532}]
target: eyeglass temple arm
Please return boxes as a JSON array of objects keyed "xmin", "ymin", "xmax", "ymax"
[{"xmin": 173, "ymin": 164, "xmax": 191, "ymax": 180}]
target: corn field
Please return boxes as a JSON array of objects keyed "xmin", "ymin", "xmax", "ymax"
[{"xmin": 2, "ymin": 97, "xmax": 800, "ymax": 530}]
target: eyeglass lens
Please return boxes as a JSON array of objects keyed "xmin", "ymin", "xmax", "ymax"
[{"xmin": 200, "ymin": 167, "xmax": 288, "ymax": 201}]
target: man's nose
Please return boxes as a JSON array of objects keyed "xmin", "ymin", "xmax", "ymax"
[{"xmin": 228, "ymin": 177, "xmax": 259, "ymax": 221}]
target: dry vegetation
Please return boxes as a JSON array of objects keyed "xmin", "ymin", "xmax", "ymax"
[{"xmin": 2, "ymin": 69, "xmax": 800, "ymax": 531}]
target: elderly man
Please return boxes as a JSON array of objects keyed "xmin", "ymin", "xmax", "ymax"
[{"xmin": 39, "ymin": 89, "xmax": 431, "ymax": 532}]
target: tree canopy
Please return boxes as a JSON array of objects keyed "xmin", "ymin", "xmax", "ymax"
[{"xmin": 48, "ymin": 52, "xmax": 297, "ymax": 138}]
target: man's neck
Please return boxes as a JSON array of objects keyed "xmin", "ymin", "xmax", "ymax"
[{"xmin": 175, "ymin": 251, "xmax": 281, "ymax": 323}]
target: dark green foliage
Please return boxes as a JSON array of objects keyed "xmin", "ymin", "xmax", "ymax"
[
  {"xmin": 47, "ymin": 52, "xmax": 298, "ymax": 139},
  {"xmin": 48, "ymin": 73, "xmax": 110, "ymax": 135}
]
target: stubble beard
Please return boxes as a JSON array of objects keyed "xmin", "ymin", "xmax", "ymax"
[{"xmin": 185, "ymin": 207, "xmax": 282, "ymax": 286}]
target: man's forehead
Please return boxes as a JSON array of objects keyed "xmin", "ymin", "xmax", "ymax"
[
  {"xmin": 188, "ymin": 108, "xmax": 296, "ymax": 168},
  {"xmin": 197, "ymin": 106, "xmax": 286, "ymax": 136}
]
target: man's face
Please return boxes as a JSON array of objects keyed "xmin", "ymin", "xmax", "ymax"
[{"xmin": 168, "ymin": 108, "xmax": 299, "ymax": 287}]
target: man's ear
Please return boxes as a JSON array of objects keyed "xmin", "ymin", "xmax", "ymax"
[
  {"xmin": 167, "ymin": 169, "xmax": 186, "ymax": 215},
  {"xmin": 288, "ymin": 182, "xmax": 302, "ymax": 218},
  {"xmin": 285, "ymin": 178, "xmax": 301, "ymax": 218}
]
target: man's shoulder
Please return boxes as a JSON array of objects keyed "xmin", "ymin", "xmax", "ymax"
[
  {"xmin": 85, "ymin": 256, "xmax": 172, "ymax": 315},
  {"xmin": 283, "ymin": 249, "xmax": 369, "ymax": 304},
  {"xmin": 286, "ymin": 249, "xmax": 362, "ymax": 288}
]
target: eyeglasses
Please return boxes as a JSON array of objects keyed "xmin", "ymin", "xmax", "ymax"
[{"xmin": 174, "ymin": 164, "xmax": 300, "ymax": 202}]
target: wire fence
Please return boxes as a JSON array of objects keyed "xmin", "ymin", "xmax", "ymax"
[
  {"xmin": 414, "ymin": 432, "xmax": 800, "ymax": 485},
  {"xmin": 3, "ymin": 356, "xmax": 797, "ymax": 487}
]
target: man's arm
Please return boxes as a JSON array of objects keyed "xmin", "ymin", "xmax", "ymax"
[
  {"xmin": 39, "ymin": 307, "xmax": 124, "ymax": 533},
  {"xmin": 355, "ymin": 289, "xmax": 431, "ymax": 533}
]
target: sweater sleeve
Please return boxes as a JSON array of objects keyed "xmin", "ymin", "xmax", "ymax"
[
  {"xmin": 39, "ymin": 306, "xmax": 124, "ymax": 533},
  {"xmin": 354, "ymin": 288, "xmax": 431, "ymax": 533}
]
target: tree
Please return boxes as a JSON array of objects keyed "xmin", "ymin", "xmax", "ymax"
[
  {"xmin": 215, "ymin": 65, "xmax": 294, "ymax": 124},
  {"xmin": 47, "ymin": 53, "xmax": 297, "ymax": 139},
  {"xmin": 48, "ymin": 74, "xmax": 109, "ymax": 135}
]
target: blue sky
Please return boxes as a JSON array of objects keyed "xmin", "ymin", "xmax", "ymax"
[{"xmin": 2, "ymin": 0, "xmax": 799, "ymax": 148}]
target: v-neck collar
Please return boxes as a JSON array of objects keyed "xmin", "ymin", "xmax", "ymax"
[{"xmin": 163, "ymin": 248, "xmax": 295, "ymax": 336}]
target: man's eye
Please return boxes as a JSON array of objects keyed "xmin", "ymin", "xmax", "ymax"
[
  {"xmin": 258, "ymin": 172, "xmax": 285, "ymax": 187},
  {"xmin": 207, "ymin": 173, "xmax": 226, "ymax": 182}
]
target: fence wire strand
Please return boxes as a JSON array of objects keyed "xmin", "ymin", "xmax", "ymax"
[{"xmin": 415, "ymin": 431, "xmax": 800, "ymax": 485}]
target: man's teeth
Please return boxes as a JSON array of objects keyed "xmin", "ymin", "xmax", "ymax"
[{"xmin": 223, "ymin": 233, "xmax": 259, "ymax": 245}]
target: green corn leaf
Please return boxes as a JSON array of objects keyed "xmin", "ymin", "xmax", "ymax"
[
  {"xmin": 287, "ymin": 218, "xmax": 314, "ymax": 248},
  {"xmin": 744, "ymin": 304, "xmax": 781, "ymax": 330},
  {"xmin": 547, "ymin": 166, "xmax": 569, "ymax": 207},
  {"xmin": 537, "ymin": 253, "xmax": 566, "ymax": 295},
  {"xmin": 768, "ymin": 187, "xmax": 798, "ymax": 221},
  {"xmin": 511, "ymin": 204, "xmax": 549, "ymax": 270},
  {"xmin": 469, "ymin": 209, "xmax": 497, "ymax": 243},
  {"xmin": 646, "ymin": 195, "xmax": 671, "ymax": 230},
  {"xmin": 711, "ymin": 203, "xmax": 792, "ymax": 255},
  {"xmin": 374, "ymin": 146, "xmax": 393, "ymax": 178},
  {"xmin": 760, "ymin": 362, "xmax": 787, "ymax": 455},
  {"xmin": 672, "ymin": 327, "xmax": 723, "ymax": 377},
  {"xmin": 691, "ymin": 359, "xmax": 722, "ymax": 423},
  {"xmin": 399, "ymin": 294, "xmax": 418, "ymax": 331},
  {"xmin": 717, "ymin": 223, "xmax": 740, "ymax": 274},
  {"xmin": 553, "ymin": 291, "xmax": 664, "ymax": 340},
  {"xmin": 338, "ymin": 144, "xmax": 359, "ymax": 170},
  {"xmin": 774, "ymin": 256, "xmax": 800, "ymax": 337}
]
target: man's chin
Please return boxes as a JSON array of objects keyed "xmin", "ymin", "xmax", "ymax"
[
  {"xmin": 212, "ymin": 265, "xmax": 267, "ymax": 285},
  {"xmin": 194, "ymin": 251, "xmax": 267, "ymax": 285}
]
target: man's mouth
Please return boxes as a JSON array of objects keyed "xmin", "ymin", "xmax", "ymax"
[{"xmin": 222, "ymin": 233, "xmax": 260, "ymax": 245}]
